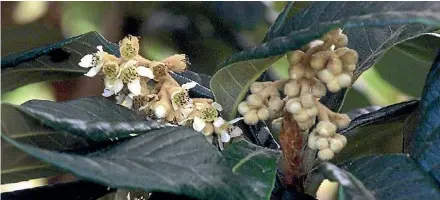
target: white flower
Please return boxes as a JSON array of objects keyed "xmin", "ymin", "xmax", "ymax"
[
  {"xmin": 214, "ymin": 117, "xmax": 243, "ymax": 143},
  {"xmin": 116, "ymin": 93, "xmax": 135, "ymax": 109},
  {"xmin": 79, "ymin": 46, "xmax": 106, "ymax": 77}
]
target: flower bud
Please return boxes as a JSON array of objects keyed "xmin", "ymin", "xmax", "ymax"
[
  {"xmin": 316, "ymin": 138, "xmax": 330, "ymax": 150},
  {"xmin": 337, "ymin": 74, "xmax": 352, "ymax": 88},
  {"xmin": 284, "ymin": 80, "xmax": 300, "ymax": 97},
  {"xmin": 334, "ymin": 114, "xmax": 351, "ymax": 129},
  {"xmin": 312, "ymin": 82, "xmax": 327, "ymax": 98},
  {"xmin": 304, "ymin": 67, "xmax": 316, "ymax": 79},
  {"xmin": 302, "ymin": 40, "xmax": 324, "ymax": 52},
  {"xmin": 327, "ymin": 79, "xmax": 341, "ymax": 93},
  {"xmin": 316, "ymin": 121, "xmax": 336, "ymax": 137},
  {"xmin": 287, "ymin": 50, "xmax": 305, "ymax": 64},
  {"xmin": 238, "ymin": 101, "xmax": 250, "ymax": 115},
  {"xmin": 119, "ymin": 35, "xmax": 140, "ymax": 60},
  {"xmin": 298, "ymin": 121, "xmax": 313, "ymax": 130},
  {"xmin": 163, "ymin": 54, "xmax": 189, "ymax": 72},
  {"xmin": 301, "ymin": 93, "xmax": 315, "ymax": 108},
  {"xmin": 294, "ymin": 110, "xmax": 309, "ymax": 123},
  {"xmin": 286, "ymin": 99, "xmax": 302, "ymax": 115},
  {"xmin": 329, "ymin": 139, "xmax": 344, "ymax": 153},
  {"xmin": 343, "ymin": 64, "xmax": 356, "ymax": 72},
  {"xmin": 268, "ymin": 97, "xmax": 284, "ymax": 112},
  {"xmin": 244, "ymin": 109, "xmax": 259, "ymax": 125},
  {"xmin": 310, "ymin": 51, "xmax": 333, "ymax": 70},
  {"xmin": 335, "ymin": 34, "xmax": 348, "ymax": 48},
  {"xmin": 289, "ymin": 63, "xmax": 305, "ymax": 80},
  {"xmin": 308, "ymin": 133, "xmax": 318, "ymax": 150},
  {"xmin": 318, "ymin": 148, "xmax": 335, "ymax": 160},
  {"xmin": 333, "ymin": 134, "xmax": 347, "ymax": 146},
  {"xmin": 102, "ymin": 61, "xmax": 120, "ymax": 79},
  {"xmin": 327, "ymin": 57, "xmax": 343, "ymax": 75},
  {"xmin": 339, "ymin": 49, "xmax": 358, "ymax": 66},
  {"xmin": 247, "ymin": 94, "xmax": 263, "ymax": 107},
  {"xmin": 335, "ymin": 47, "xmax": 350, "ymax": 57},
  {"xmin": 250, "ymin": 82, "xmax": 264, "ymax": 94},
  {"xmin": 257, "ymin": 106, "xmax": 270, "ymax": 120},
  {"xmin": 306, "ymin": 106, "xmax": 318, "ymax": 117},
  {"xmin": 317, "ymin": 69, "xmax": 335, "ymax": 83},
  {"xmin": 154, "ymin": 99, "xmax": 171, "ymax": 118}
]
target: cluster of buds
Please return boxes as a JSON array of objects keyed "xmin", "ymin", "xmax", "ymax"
[
  {"xmin": 239, "ymin": 28, "xmax": 356, "ymax": 160},
  {"xmin": 79, "ymin": 35, "xmax": 243, "ymax": 146},
  {"xmin": 237, "ymin": 81, "xmax": 285, "ymax": 125}
]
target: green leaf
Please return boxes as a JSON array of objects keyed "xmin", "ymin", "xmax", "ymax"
[
  {"xmin": 410, "ymin": 51, "xmax": 440, "ymax": 182},
  {"xmin": 16, "ymin": 97, "xmax": 167, "ymax": 142},
  {"xmin": 317, "ymin": 162, "xmax": 376, "ymax": 200},
  {"xmin": 263, "ymin": 2, "xmax": 294, "ymax": 42},
  {"xmin": 210, "ymin": 56, "xmax": 282, "ymax": 120},
  {"xmin": 333, "ymin": 101, "xmax": 418, "ymax": 163},
  {"xmin": 1, "ymin": 32, "xmax": 115, "ymax": 93},
  {"xmin": 3, "ymin": 130, "xmax": 281, "ymax": 200},
  {"xmin": 340, "ymin": 155, "xmax": 440, "ymax": 199},
  {"xmin": 0, "ymin": 104, "xmax": 94, "ymax": 184}
]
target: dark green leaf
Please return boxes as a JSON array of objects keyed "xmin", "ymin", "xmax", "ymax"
[
  {"xmin": 3, "ymin": 131, "xmax": 281, "ymax": 200},
  {"xmin": 1, "ymin": 32, "xmax": 115, "ymax": 93},
  {"xmin": 16, "ymin": 97, "xmax": 167, "ymax": 142},
  {"xmin": 318, "ymin": 162, "xmax": 376, "ymax": 200},
  {"xmin": 210, "ymin": 56, "xmax": 282, "ymax": 120},
  {"xmin": 340, "ymin": 154, "xmax": 440, "ymax": 199},
  {"xmin": 410, "ymin": 51, "xmax": 440, "ymax": 182},
  {"xmin": 333, "ymin": 101, "xmax": 418, "ymax": 163},
  {"xmin": 1, "ymin": 181, "xmax": 111, "ymax": 200},
  {"xmin": 263, "ymin": 2, "xmax": 294, "ymax": 42},
  {"xmin": 1, "ymin": 104, "xmax": 93, "ymax": 184}
]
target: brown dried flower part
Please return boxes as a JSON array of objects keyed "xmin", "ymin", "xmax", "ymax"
[
  {"xmin": 150, "ymin": 61, "xmax": 168, "ymax": 81},
  {"xmin": 162, "ymin": 54, "xmax": 190, "ymax": 72},
  {"xmin": 119, "ymin": 35, "xmax": 140, "ymax": 60}
]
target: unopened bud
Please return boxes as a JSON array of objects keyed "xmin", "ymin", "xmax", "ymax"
[
  {"xmin": 301, "ymin": 93, "xmax": 315, "ymax": 108},
  {"xmin": 287, "ymin": 50, "xmax": 305, "ymax": 64},
  {"xmin": 306, "ymin": 106, "xmax": 318, "ymax": 117},
  {"xmin": 312, "ymin": 81, "xmax": 327, "ymax": 98},
  {"xmin": 304, "ymin": 67, "xmax": 316, "ymax": 79},
  {"xmin": 333, "ymin": 134, "xmax": 347, "ymax": 146},
  {"xmin": 250, "ymin": 82, "xmax": 264, "ymax": 94},
  {"xmin": 334, "ymin": 114, "xmax": 351, "ymax": 129},
  {"xmin": 268, "ymin": 97, "xmax": 284, "ymax": 112},
  {"xmin": 343, "ymin": 64, "xmax": 356, "ymax": 72},
  {"xmin": 294, "ymin": 110, "xmax": 309, "ymax": 123},
  {"xmin": 317, "ymin": 69, "xmax": 335, "ymax": 83},
  {"xmin": 329, "ymin": 139, "xmax": 344, "ymax": 153},
  {"xmin": 302, "ymin": 40, "xmax": 324, "ymax": 52},
  {"xmin": 202, "ymin": 123, "xmax": 215, "ymax": 136},
  {"xmin": 327, "ymin": 79, "xmax": 341, "ymax": 93},
  {"xmin": 310, "ymin": 51, "xmax": 333, "ymax": 70},
  {"xmin": 327, "ymin": 57, "xmax": 343, "ymax": 75},
  {"xmin": 317, "ymin": 120, "xmax": 337, "ymax": 137},
  {"xmin": 335, "ymin": 47, "xmax": 350, "ymax": 57},
  {"xmin": 286, "ymin": 99, "xmax": 302, "ymax": 115},
  {"xmin": 337, "ymin": 74, "xmax": 352, "ymax": 88},
  {"xmin": 284, "ymin": 80, "xmax": 300, "ymax": 97},
  {"xmin": 244, "ymin": 109, "xmax": 259, "ymax": 125},
  {"xmin": 318, "ymin": 148, "xmax": 335, "ymax": 160},
  {"xmin": 238, "ymin": 101, "xmax": 250, "ymax": 115},
  {"xmin": 247, "ymin": 94, "xmax": 263, "ymax": 107},
  {"xmin": 289, "ymin": 63, "xmax": 305, "ymax": 80},
  {"xmin": 163, "ymin": 54, "xmax": 189, "ymax": 72},
  {"xmin": 316, "ymin": 138, "xmax": 330, "ymax": 150},
  {"xmin": 339, "ymin": 49, "xmax": 358, "ymax": 66},
  {"xmin": 335, "ymin": 34, "xmax": 348, "ymax": 48},
  {"xmin": 257, "ymin": 106, "xmax": 270, "ymax": 120}
]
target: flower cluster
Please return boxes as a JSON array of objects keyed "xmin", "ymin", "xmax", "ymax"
[
  {"xmin": 79, "ymin": 35, "xmax": 243, "ymax": 146},
  {"xmin": 239, "ymin": 28, "xmax": 357, "ymax": 160}
]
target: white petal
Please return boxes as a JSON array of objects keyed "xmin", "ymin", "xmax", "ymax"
[
  {"xmin": 123, "ymin": 60, "xmax": 138, "ymax": 68},
  {"xmin": 114, "ymin": 79, "xmax": 124, "ymax": 94},
  {"xmin": 84, "ymin": 66, "xmax": 101, "ymax": 77},
  {"xmin": 193, "ymin": 116, "xmax": 206, "ymax": 132},
  {"xmin": 97, "ymin": 45, "xmax": 103, "ymax": 52},
  {"xmin": 155, "ymin": 105, "xmax": 167, "ymax": 118},
  {"xmin": 139, "ymin": 104, "xmax": 150, "ymax": 111},
  {"xmin": 182, "ymin": 81, "xmax": 197, "ymax": 90},
  {"xmin": 137, "ymin": 66, "xmax": 155, "ymax": 79},
  {"xmin": 181, "ymin": 107, "xmax": 194, "ymax": 118},
  {"xmin": 220, "ymin": 132, "xmax": 231, "ymax": 143},
  {"xmin": 212, "ymin": 102, "xmax": 223, "ymax": 111},
  {"xmin": 178, "ymin": 118, "xmax": 190, "ymax": 126},
  {"xmin": 127, "ymin": 79, "xmax": 141, "ymax": 95},
  {"xmin": 228, "ymin": 117, "xmax": 244, "ymax": 124},
  {"xmin": 102, "ymin": 89, "xmax": 114, "ymax": 97},
  {"xmin": 213, "ymin": 117, "xmax": 225, "ymax": 127},
  {"xmin": 218, "ymin": 137, "xmax": 224, "ymax": 150},
  {"xmin": 78, "ymin": 54, "xmax": 94, "ymax": 68},
  {"xmin": 229, "ymin": 127, "xmax": 243, "ymax": 138},
  {"xmin": 115, "ymin": 93, "xmax": 125, "ymax": 104},
  {"xmin": 123, "ymin": 96, "xmax": 133, "ymax": 108},
  {"xmin": 104, "ymin": 78, "xmax": 114, "ymax": 89}
]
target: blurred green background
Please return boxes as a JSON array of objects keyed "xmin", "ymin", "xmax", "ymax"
[{"xmin": 2, "ymin": 1, "xmax": 439, "ymax": 111}]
